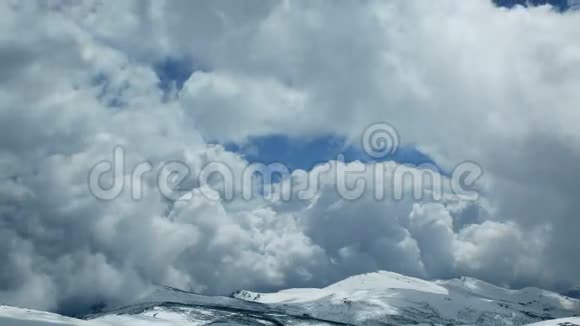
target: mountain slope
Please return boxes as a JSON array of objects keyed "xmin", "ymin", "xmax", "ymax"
[
  {"xmin": 233, "ymin": 271, "xmax": 580, "ymax": 325},
  {"xmin": 87, "ymin": 286, "xmax": 344, "ymax": 325},
  {"xmin": 526, "ymin": 317, "xmax": 580, "ymax": 326},
  {"xmin": 0, "ymin": 305, "xmax": 91, "ymax": 326},
  {"xmin": 2, "ymin": 271, "xmax": 579, "ymax": 325}
]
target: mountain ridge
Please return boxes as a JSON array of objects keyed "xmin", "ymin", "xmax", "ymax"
[
  {"xmin": 2, "ymin": 271, "xmax": 580, "ymax": 325},
  {"xmin": 231, "ymin": 271, "xmax": 580, "ymax": 325}
]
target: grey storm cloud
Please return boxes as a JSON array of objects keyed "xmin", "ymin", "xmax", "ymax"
[{"xmin": 1, "ymin": 0, "xmax": 580, "ymax": 316}]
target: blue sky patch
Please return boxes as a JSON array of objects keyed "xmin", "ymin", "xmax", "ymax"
[
  {"xmin": 91, "ymin": 73, "xmax": 128, "ymax": 109},
  {"xmin": 153, "ymin": 56, "xmax": 205, "ymax": 94},
  {"xmin": 222, "ymin": 134, "xmax": 441, "ymax": 173},
  {"xmin": 494, "ymin": 0, "xmax": 569, "ymax": 10}
]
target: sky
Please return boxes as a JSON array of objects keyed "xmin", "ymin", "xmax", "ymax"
[
  {"xmin": 494, "ymin": 0, "xmax": 569, "ymax": 9},
  {"xmin": 1, "ymin": 0, "xmax": 580, "ymax": 316}
]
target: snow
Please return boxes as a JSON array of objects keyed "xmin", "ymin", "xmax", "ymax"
[
  {"xmin": 0, "ymin": 306, "xmax": 90, "ymax": 326},
  {"xmin": 0, "ymin": 305, "xmax": 217, "ymax": 326},
  {"xmin": 233, "ymin": 271, "xmax": 580, "ymax": 325},
  {"xmin": 96, "ymin": 313, "xmax": 201, "ymax": 326},
  {"xmin": 3, "ymin": 271, "xmax": 580, "ymax": 326},
  {"xmin": 0, "ymin": 305, "xmax": 92, "ymax": 325},
  {"xmin": 525, "ymin": 317, "xmax": 580, "ymax": 325},
  {"xmin": 327, "ymin": 271, "xmax": 449, "ymax": 294}
]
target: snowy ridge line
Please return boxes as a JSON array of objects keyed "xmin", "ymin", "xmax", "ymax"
[
  {"xmin": 2, "ymin": 303, "xmax": 578, "ymax": 326},
  {"xmin": 2, "ymin": 271, "xmax": 580, "ymax": 325},
  {"xmin": 526, "ymin": 316, "xmax": 580, "ymax": 325},
  {"xmin": 85, "ymin": 285, "xmax": 351, "ymax": 325},
  {"xmin": 232, "ymin": 271, "xmax": 580, "ymax": 325},
  {"xmin": 89, "ymin": 300, "xmax": 349, "ymax": 325}
]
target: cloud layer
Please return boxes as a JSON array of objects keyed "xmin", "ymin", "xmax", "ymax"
[{"xmin": 1, "ymin": 0, "xmax": 580, "ymax": 315}]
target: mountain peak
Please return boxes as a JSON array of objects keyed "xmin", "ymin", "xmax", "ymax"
[
  {"xmin": 232, "ymin": 271, "xmax": 580, "ymax": 325},
  {"xmin": 2, "ymin": 272, "xmax": 579, "ymax": 325},
  {"xmin": 324, "ymin": 270, "xmax": 449, "ymax": 294}
]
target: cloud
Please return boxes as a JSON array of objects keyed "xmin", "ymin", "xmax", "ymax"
[{"xmin": 1, "ymin": 0, "xmax": 580, "ymax": 316}]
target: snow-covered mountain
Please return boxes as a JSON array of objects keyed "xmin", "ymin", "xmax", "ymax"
[
  {"xmin": 2, "ymin": 271, "xmax": 579, "ymax": 325},
  {"xmin": 0, "ymin": 305, "xmax": 92, "ymax": 325},
  {"xmin": 526, "ymin": 317, "xmax": 580, "ymax": 326},
  {"xmin": 233, "ymin": 271, "xmax": 580, "ymax": 325}
]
